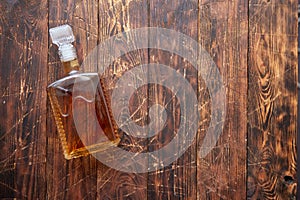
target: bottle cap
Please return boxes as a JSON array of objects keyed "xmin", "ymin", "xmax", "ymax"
[{"xmin": 49, "ymin": 24, "xmax": 77, "ymax": 62}]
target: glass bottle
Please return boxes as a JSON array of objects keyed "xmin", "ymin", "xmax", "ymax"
[{"xmin": 47, "ymin": 24, "xmax": 120, "ymax": 159}]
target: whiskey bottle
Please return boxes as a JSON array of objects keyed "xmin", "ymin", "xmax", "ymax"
[{"xmin": 48, "ymin": 24, "xmax": 120, "ymax": 159}]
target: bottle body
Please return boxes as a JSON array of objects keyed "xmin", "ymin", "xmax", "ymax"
[{"xmin": 47, "ymin": 71, "xmax": 120, "ymax": 159}]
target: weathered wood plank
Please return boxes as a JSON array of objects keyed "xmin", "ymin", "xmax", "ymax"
[
  {"xmin": 297, "ymin": 2, "xmax": 300, "ymax": 197},
  {"xmin": 97, "ymin": 0, "xmax": 149, "ymax": 199},
  {"xmin": 0, "ymin": 0, "xmax": 48, "ymax": 198},
  {"xmin": 147, "ymin": 0, "xmax": 198, "ymax": 199},
  {"xmin": 47, "ymin": 0, "xmax": 98, "ymax": 199},
  {"xmin": 197, "ymin": 0, "xmax": 248, "ymax": 199},
  {"xmin": 0, "ymin": 0, "xmax": 298, "ymax": 199},
  {"xmin": 247, "ymin": 1, "xmax": 298, "ymax": 199}
]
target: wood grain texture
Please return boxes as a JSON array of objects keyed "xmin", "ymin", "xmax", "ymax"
[
  {"xmin": 247, "ymin": 0, "xmax": 298, "ymax": 199},
  {"xmin": 147, "ymin": 0, "xmax": 198, "ymax": 199},
  {"xmin": 197, "ymin": 0, "xmax": 248, "ymax": 199},
  {"xmin": 47, "ymin": 0, "xmax": 98, "ymax": 199},
  {"xmin": 297, "ymin": 2, "xmax": 300, "ymax": 196},
  {"xmin": 96, "ymin": 0, "xmax": 149, "ymax": 199},
  {"xmin": 0, "ymin": 0, "xmax": 48, "ymax": 198},
  {"xmin": 0, "ymin": 0, "xmax": 298, "ymax": 199}
]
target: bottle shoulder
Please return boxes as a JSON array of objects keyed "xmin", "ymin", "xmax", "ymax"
[{"xmin": 47, "ymin": 72, "xmax": 99, "ymax": 89}]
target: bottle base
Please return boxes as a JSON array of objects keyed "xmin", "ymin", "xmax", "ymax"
[{"xmin": 64, "ymin": 138, "xmax": 121, "ymax": 160}]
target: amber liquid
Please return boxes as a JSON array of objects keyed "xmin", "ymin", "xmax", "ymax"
[{"xmin": 47, "ymin": 70, "xmax": 120, "ymax": 159}]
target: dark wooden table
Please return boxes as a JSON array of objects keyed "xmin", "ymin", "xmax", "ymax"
[{"xmin": 0, "ymin": 0, "xmax": 297, "ymax": 199}]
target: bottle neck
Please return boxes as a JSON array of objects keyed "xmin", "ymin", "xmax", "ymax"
[
  {"xmin": 62, "ymin": 58, "xmax": 80, "ymax": 75},
  {"xmin": 58, "ymin": 43, "xmax": 80, "ymax": 75}
]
